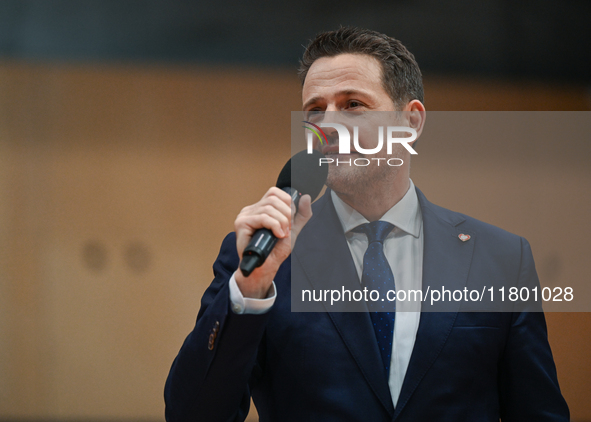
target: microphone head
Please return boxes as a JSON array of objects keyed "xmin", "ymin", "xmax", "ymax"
[{"xmin": 276, "ymin": 149, "xmax": 328, "ymax": 201}]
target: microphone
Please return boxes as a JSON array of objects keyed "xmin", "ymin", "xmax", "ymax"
[{"xmin": 239, "ymin": 149, "xmax": 328, "ymax": 277}]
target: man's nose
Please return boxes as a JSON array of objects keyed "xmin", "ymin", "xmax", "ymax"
[
  {"xmin": 322, "ymin": 125, "xmax": 340, "ymax": 145},
  {"xmin": 322, "ymin": 111, "xmax": 352, "ymax": 142}
]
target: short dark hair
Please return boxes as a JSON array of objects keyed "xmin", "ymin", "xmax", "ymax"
[{"xmin": 298, "ymin": 27, "xmax": 424, "ymax": 108}]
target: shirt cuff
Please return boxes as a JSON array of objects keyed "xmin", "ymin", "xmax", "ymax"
[{"xmin": 229, "ymin": 272, "xmax": 276, "ymax": 314}]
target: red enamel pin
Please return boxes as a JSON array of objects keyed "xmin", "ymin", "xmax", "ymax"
[{"xmin": 458, "ymin": 233, "xmax": 471, "ymax": 242}]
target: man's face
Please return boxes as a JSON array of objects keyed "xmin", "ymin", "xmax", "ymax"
[{"xmin": 302, "ymin": 53, "xmax": 407, "ymax": 196}]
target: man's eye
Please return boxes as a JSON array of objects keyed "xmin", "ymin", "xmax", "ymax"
[{"xmin": 348, "ymin": 101, "xmax": 363, "ymax": 109}]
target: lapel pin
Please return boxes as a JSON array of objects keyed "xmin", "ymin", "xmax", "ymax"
[{"xmin": 458, "ymin": 233, "xmax": 471, "ymax": 242}]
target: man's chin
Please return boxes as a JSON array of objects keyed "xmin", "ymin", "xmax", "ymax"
[{"xmin": 326, "ymin": 166, "xmax": 365, "ymax": 193}]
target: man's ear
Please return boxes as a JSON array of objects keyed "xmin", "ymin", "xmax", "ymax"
[{"xmin": 404, "ymin": 100, "xmax": 426, "ymax": 139}]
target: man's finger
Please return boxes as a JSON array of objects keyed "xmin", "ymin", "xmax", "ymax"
[{"xmin": 292, "ymin": 194, "xmax": 313, "ymax": 234}]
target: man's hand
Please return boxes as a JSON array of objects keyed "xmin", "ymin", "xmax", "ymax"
[{"xmin": 234, "ymin": 187, "xmax": 313, "ymax": 299}]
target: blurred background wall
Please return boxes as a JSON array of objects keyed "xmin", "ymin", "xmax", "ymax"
[{"xmin": 0, "ymin": 1, "xmax": 589, "ymax": 421}]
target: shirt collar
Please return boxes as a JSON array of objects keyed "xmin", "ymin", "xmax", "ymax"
[{"xmin": 330, "ymin": 179, "xmax": 421, "ymax": 238}]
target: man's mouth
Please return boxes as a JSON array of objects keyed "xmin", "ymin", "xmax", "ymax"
[{"xmin": 321, "ymin": 144, "xmax": 359, "ymax": 155}]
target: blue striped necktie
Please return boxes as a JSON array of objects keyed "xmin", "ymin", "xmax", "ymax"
[{"xmin": 353, "ymin": 221, "xmax": 396, "ymax": 376}]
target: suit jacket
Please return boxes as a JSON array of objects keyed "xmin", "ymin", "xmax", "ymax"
[{"xmin": 164, "ymin": 187, "xmax": 569, "ymax": 422}]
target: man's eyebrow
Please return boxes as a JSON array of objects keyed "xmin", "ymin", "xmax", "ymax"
[
  {"xmin": 302, "ymin": 96, "xmax": 322, "ymax": 111},
  {"xmin": 302, "ymin": 89, "xmax": 374, "ymax": 110}
]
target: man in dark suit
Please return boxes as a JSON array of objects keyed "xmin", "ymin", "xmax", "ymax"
[{"xmin": 164, "ymin": 27, "xmax": 569, "ymax": 421}]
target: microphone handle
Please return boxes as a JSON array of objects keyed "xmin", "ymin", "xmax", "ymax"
[{"xmin": 239, "ymin": 187, "xmax": 301, "ymax": 277}]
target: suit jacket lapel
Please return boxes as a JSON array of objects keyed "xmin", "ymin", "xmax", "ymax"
[
  {"xmin": 293, "ymin": 192, "xmax": 395, "ymax": 417},
  {"xmin": 393, "ymin": 188, "xmax": 476, "ymax": 420}
]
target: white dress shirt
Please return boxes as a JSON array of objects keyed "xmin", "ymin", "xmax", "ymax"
[{"xmin": 229, "ymin": 179, "xmax": 424, "ymax": 407}]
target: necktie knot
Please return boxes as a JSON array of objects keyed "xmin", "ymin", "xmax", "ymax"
[{"xmin": 353, "ymin": 221, "xmax": 395, "ymax": 244}]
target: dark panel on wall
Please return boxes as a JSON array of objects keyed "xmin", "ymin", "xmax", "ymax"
[{"xmin": 0, "ymin": 0, "xmax": 589, "ymax": 82}]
